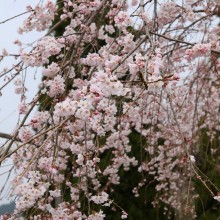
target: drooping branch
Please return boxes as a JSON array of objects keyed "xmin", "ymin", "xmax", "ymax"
[{"xmin": 0, "ymin": 132, "xmax": 20, "ymax": 141}]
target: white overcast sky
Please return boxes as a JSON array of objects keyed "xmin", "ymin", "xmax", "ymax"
[
  {"xmin": 0, "ymin": 0, "xmax": 44, "ymax": 134},
  {"xmin": 0, "ymin": 0, "xmax": 46, "ymax": 205}
]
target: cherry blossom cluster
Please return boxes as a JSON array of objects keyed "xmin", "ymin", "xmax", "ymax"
[
  {"xmin": 185, "ymin": 43, "xmax": 212, "ymax": 60},
  {"xmin": 18, "ymin": 1, "xmax": 56, "ymax": 34},
  {"xmin": 0, "ymin": 0, "xmax": 220, "ymax": 219}
]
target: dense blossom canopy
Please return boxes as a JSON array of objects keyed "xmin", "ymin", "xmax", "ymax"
[{"xmin": 0, "ymin": 0, "xmax": 220, "ymax": 219}]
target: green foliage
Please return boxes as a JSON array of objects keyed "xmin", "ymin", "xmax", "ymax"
[
  {"xmin": 98, "ymin": 130, "xmax": 174, "ymax": 220},
  {"xmin": 194, "ymin": 128, "xmax": 220, "ymax": 219},
  {"xmin": 0, "ymin": 202, "xmax": 15, "ymax": 215}
]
